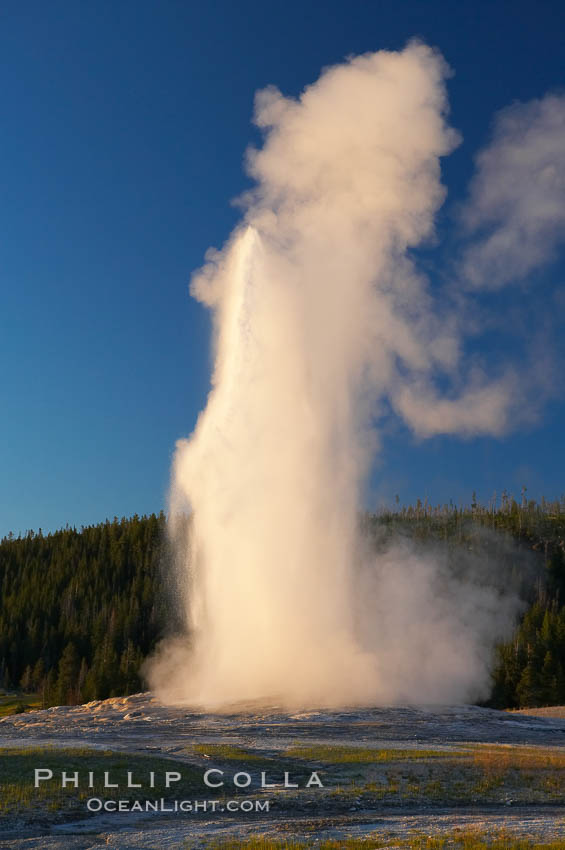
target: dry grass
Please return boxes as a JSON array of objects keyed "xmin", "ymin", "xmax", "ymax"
[
  {"xmin": 507, "ymin": 707, "xmax": 565, "ymax": 720},
  {"xmin": 203, "ymin": 841, "xmax": 385, "ymax": 850},
  {"xmin": 202, "ymin": 831, "xmax": 565, "ymax": 849},
  {"xmin": 468, "ymin": 744, "xmax": 565, "ymax": 770}
]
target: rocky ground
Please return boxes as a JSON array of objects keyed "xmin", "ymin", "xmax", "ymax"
[{"xmin": 1, "ymin": 694, "xmax": 565, "ymax": 848}]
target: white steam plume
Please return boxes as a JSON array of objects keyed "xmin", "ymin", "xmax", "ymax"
[
  {"xmin": 460, "ymin": 93, "xmax": 565, "ymax": 289},
  {"xmin": 147, "ymin": 43, "xmax": 555, "ymax": 708}
]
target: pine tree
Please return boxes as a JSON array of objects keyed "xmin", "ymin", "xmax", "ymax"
[
  {"xmin": 55, "ymin": 643, "xmax": 80, "ymax": 705},
  {"xmin": 516, "ymin": 659, "xmax": 544, "ymax": 707},
  {"xmin": 19, "ymin": 665, "xmax": 32, "ymax": 692}
]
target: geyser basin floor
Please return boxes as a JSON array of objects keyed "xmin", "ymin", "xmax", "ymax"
[{"xmin": 1, "ymin": 694, "xmax": 565, "ymax": 848}]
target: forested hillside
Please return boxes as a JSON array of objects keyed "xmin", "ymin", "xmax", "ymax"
[
  {"xmin": 0, "ymin": 513, "xmax": 170, "ymax": 705},
  {"xmin": 1, "ymin": 494, "xmax": 564, "ymax": 709},
  {"xmin": 371, "ymin": 492, "xmax": 565, "ymax": 709}
]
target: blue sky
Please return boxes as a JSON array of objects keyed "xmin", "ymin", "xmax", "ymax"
[{"xmin": 1, "ymin": 0, "xmax": 564, "ymax": 536}]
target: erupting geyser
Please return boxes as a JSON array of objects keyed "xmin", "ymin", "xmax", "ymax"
[{"xmin": 147, "ymin": 42, "xmax": 555, "ymax": 708}]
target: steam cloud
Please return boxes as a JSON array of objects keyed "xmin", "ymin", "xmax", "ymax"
[
  {"xmin": 461, "ymin": 94, "xmax": 565, "ymax": 289},
  {"xmin": 147, "ymin": 43, "xmax": 565, "ymax": 708}
]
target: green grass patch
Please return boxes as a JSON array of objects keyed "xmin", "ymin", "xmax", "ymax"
[
  {"xmin": 193, "ymin": 744, "xmax": 266, "ymax": 761},
  {"xmin": 283, "ymin": 745, "xmax": 456, "ymax": 763},
  {"xmin": 190, "ymin": 743, "xmax": 309, "ymax": 776},
  {"xmin": 0, "ymin": 692, "xmax": 42, "ymax": 717},
  {"xmin": 0, "ymin": 747, "xmax": 202, "ymax": 821}
]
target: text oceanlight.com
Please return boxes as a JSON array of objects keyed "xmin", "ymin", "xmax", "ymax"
[{"xmin": 85, "ymin": 798, "xmax": 270, "ymax": 813}]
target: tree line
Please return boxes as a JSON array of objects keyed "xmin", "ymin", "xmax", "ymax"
[
  {"xmin": 0, "ymin": 513, "xmax": 170, "ymax": 705},
  {"xmin": 1, "ymin": 493, "xmax": 564, "ymax": 708},
  {"xmin": 371, "ymin": 491, "xmax": 565, "ymax": 708}
]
